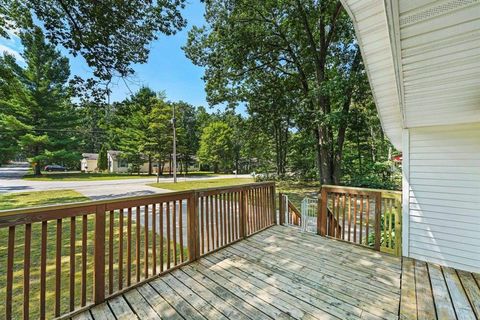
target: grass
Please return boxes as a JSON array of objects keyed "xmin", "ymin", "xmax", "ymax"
[
  {"xmin": 0, "ymin": 210, "xmax": 187, "ymax": 319},
  {"xmin": 148, "ymin": 177, "xmax": 255, "ymax": 191},
  {"xmin": 22, "ymin": 171, "xmax": 218, "ymax": 181},
  {"xmin": 149, "ymin": 177, "xmax": 320, "ymax": 209},
  {"xmin": 0, "ymin": 190, "xmax": 89, "ymax": 211},
  {"xmin": 275, "ymin": 180, "xmax": 321, "ymax": 209},
  {"xmin": 0, "ymin": 177, "xmax": 319, "ymax": 318}
]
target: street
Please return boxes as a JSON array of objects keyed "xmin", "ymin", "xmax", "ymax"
[{"xmin": 0, "ymin": 164, "xmax": 250, "ymax": 200}]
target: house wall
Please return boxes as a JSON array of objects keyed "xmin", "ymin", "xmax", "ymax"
[
  {"xmin": 404, "ymin": 123, "xmax": 480, "ymax": 273},
  {"xmin": 81, "ymin": 159, "xmax": 98, "ymax": 172},
  {"xmin": 108, "ymin": 156, "xmax": 150, "ymax": 173}
]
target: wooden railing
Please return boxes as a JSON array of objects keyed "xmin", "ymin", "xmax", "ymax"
[
  {"xmin": 0, "ymin": 182, "xmax": 275, "ymax": 320},
  {"xmin": 318, "ymin": 185, "xmax": 402, "ymax": 255},
  {"xmin": 278, "ymin": 193, "xmax": 301, "ymax": 226}
]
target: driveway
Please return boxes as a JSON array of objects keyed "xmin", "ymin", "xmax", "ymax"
[{"xmin": 0, "ymin": 165, "xmax": 251, "ymax": 200}]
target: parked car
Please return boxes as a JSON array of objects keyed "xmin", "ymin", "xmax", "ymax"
[{"xmin": 44, "ymin": 165, "xmax": 67, "ymax": 172}]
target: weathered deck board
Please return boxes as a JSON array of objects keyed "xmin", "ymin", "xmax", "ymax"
[
  {"xmin": 399, "ymin": 255, "xmax": 479, "ymax": 320},
  {"xmin": 399, "ymin": 258, "xmax": 417, "ymax": 320},
  {"xmin": 123, "ymin": 289, "xmax": 161, "ymax": 319},
  {"xmin": 89, "ymin": 302, "xmax": 115, "ymax": 320},
  {"xmin": 136, "ymin": 283, "xmax": 183, "ymax": 320},
  {"xmin": 74, "ymin": 225, "xmax": 479, "ymax": 320},
  {"xmin": 108, "ymin": 295, "xmax": 137, "ymax": 320},
  {"xmin": 457, "ymin": 270, "xmax": 480, "ymax": 319},
  {"xmin": 414, "ymin": 260, "xmax": 436, "ymax": 319}
]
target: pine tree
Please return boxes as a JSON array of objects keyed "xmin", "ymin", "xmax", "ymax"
[
  {"xmin": 98, "ymin": 145, "xmax": 108, "ymax": 172},
  {"xmin": 0, "ymin": 27, "xmax": 79, "ymax": 174}
]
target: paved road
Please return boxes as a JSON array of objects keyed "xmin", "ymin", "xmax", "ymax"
[{"xmin": 0, "ymin": 165, "xmax": 251, "ymax": 200}]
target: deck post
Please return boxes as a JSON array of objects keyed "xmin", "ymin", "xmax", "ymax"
[
  {"xmin": 278, "ymin": 193, "xmax": 285, "ymax": 225},
  {"xmin": 187, "ymin": 191, "xmax": 200, "ymax": 261},
  {"xmin": 239, "ymin": 188, "xmax": 247, "ymax": 238},
  {"xmin": 374, "ymin": 192, "xmax": 382, "ymax": 251},
  {"xmin": 318, "ymin": 188, "xmax": 328, "ymax": 236},
  {"xmin": 271, "ymin": 184, "xmax": 277, "ymax": 225},
  {"xmin": 93, "ymin": 204, "xmax": 106, "ymax": 304}
]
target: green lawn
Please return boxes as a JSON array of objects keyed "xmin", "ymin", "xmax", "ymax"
[
  {"xmin": 149, "ymin": 177, "xmax": 255, "ymax": 190},
  {"xmin": 0, "ymin": 190, "xmax": 89, "ymax": 211},
  {"xmin": 22, "ymin": 171, "xmax": 218, "ymax": 181},
  {"xmin": 276, "ymin": 180, "xmax": 320, "ymax": 209},
  {"xmin": 149, "ymin": 177, "xmax": 320, "ymax": 209},
  {"xmin": 0, "ymin": 212, "xmax": 186, "ymax": 319}
]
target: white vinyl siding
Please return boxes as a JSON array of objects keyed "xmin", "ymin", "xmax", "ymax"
[
  {"xmin": 400, "ymin": 1, "xmax": 480, "ymax": 128},
  {"xmin": 407, "ymin": 123, "xmax": 480, "ymax": 273}
]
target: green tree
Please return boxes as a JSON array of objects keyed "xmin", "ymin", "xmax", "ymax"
[
  {"xmin": 97, "ymin": 145, "xmax": 108, "ymax": 171},
  {"xmin": 111, "ymin": 87, "xmax": 159, "ymax": 174},
  {"xmin": 197, "ymin": 121, "xmax": 234, "ymax": 173},
  {"xmin": 147, "ymin": 98, "xmax": 173, "ymax": 175},
  {"xmin": 2, "ymin": 0, "xmax": 186, "ymax": 81},
  {"xmin": 0, "ymin": 115, "xmax": 31, "ymax": 164},
  {"xmin": 0, "ymin": 27, "xmax": 79, "ymax": 174},
  {"xmin": 185, "ymin": 0, "xmax": 365, "ymax": 184},
  {"xmin": 77, "ymin": 101, "xmax": 108, "ymax": 153}
]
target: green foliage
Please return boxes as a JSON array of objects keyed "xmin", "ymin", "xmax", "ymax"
[
  {"xmin": 97, "ymin": 145, "xmax": 108, "ymax": 171},
  {"xmin": 197, "ymin": 121, "xmax": 234, "ymax": 173},
  {"xmin": 0, "ymin": 114, "xmax": 31, "ymax": 164},
  {"xmin": 0, "ymin": 27, "xmax": 80, "ymax": 173},
  {"xmin": 367, "ymin": 212, "xmax": 398, "ymax": 249},
  {"xmin": 147, "ymin": 97, "xmax": 173, "ymax": 172},
  {"xmin": 184, "ymin": 0, "xmax": 400, "ymax": 189},
  {"xmin": 0, "ymin": 2, "xmax": 401, "ymax": 191},
  {"xmin": 287, "ymin": 131, "xmax": 317, "ymax": 180},
  {"xmin": 2, "ymin": 0, "xmax": 186, "ymax": 81}
]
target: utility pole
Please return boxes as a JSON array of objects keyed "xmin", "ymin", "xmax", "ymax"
[{"xmin": 172, "ymin": 104, "xmax": 177, "ymax": 183}]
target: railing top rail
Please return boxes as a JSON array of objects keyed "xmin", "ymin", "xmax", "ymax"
[
  {"xmin": 321, "ymin": 185, "xmax": 401, "ymax": 197},
  {"xmin": 0, "ymin": 181, "xmax": 275, "ymax": 218}
]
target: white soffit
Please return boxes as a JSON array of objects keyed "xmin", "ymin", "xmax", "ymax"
[
  {"xmin": 342, "ymin": 0, "xmax": 480, "ymax": 150},
  {"xmin": 399, "ymin": 0, "xmax": 480, "ymax": 127},
  {"xmin": 341, "ymin": 0, "xmax": 404, "ymax": 150}
]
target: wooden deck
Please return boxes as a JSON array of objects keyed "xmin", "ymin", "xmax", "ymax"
[{"xmin": 72, "ymin": 226, "xmax": 480, "ymax": 320}]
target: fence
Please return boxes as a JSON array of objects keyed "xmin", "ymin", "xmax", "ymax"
[
  {"xmin": 318, "ymin": 185, "xmax": 402, "ymax": 255},
  {"xmin": 300, "ymin": 197, "xmax": 317, "ymax": 233},
  {"xmin": 0, "ymin": 182, "xmax": 275, "ymax": 320},
  {"xmin": 278, "ymin": 193, "xmax": 301, "ymax": 227}
]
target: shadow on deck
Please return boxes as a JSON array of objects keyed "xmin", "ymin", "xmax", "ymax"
[{"xmin": 73, "ymin": 226, "xmax": 480, "ymax": 320}]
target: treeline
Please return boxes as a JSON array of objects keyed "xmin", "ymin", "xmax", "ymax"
[
  {"xmin": 183, "ymin": 0, "xmax": 401, "ymax": 189},
  {"xmin": 81, "ymin": 87, "xmax": 272, "ymax": 175},
  {"xmin": 0, "ymin": 2, "xmax": 401, "ymax": 189},
  {"xmin": 0, "ymin": 28, "xmax": 279, "ymax": 175}
]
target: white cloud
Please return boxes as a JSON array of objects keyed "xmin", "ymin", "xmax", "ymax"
[{"xmin": 0, "ymin": 44, "xmax": 24, "ymax": 63}]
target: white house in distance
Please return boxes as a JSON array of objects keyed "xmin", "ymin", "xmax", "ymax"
[
  {"xmin": 81, "ymin": 150, "xmax": 149, "ymax": 173},
  {"xmin": 341, "ymin": 0, "xmax": 480, "ymax": 272},
  {"xmin": 80, "ymin": 153, "xmax": 98, "ymax": 172}
]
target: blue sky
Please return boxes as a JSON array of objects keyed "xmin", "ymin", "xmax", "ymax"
[{"xmin": 0, "ymin": 1, "xmax": 211, "ymax": 108}]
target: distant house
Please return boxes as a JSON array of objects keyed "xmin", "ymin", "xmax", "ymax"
[
  {"xmin": 106, "ymin": 150, "xmax": 150, "ymax": 173},
  {"xmin": 81, "ymin": 151, "xmax": 199, "ymax": 174},
  {"xmin": 80, "ymin": 153, "xmax": 98, "ymax": 172},
  {"xmin": 81, "ymin": 150, "xmax": 150, "ymax": 173}
]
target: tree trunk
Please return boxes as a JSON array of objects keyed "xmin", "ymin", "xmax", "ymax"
[
  {"xmin": 34, "ymin": 145, "xmax": 41, "ymax": 176},
  {"xmin": 316, "ymin": 125, "xmax": 334, "ymax": 185},
  {"xmin": 148, "ymin": 155, "xmax": 152, "ymax": 175},
  {"xmin": 35, "ymin": 163, "xmax": 41, "ymax": 175}
]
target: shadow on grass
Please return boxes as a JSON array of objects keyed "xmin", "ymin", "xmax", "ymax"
[
  {"xmin": 0, "ymin": 211, "xmax": 187, "ymax": 319},
  {"xmin": 0, "ymin": 190, "xmax": 89, "ymax": 211}
]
